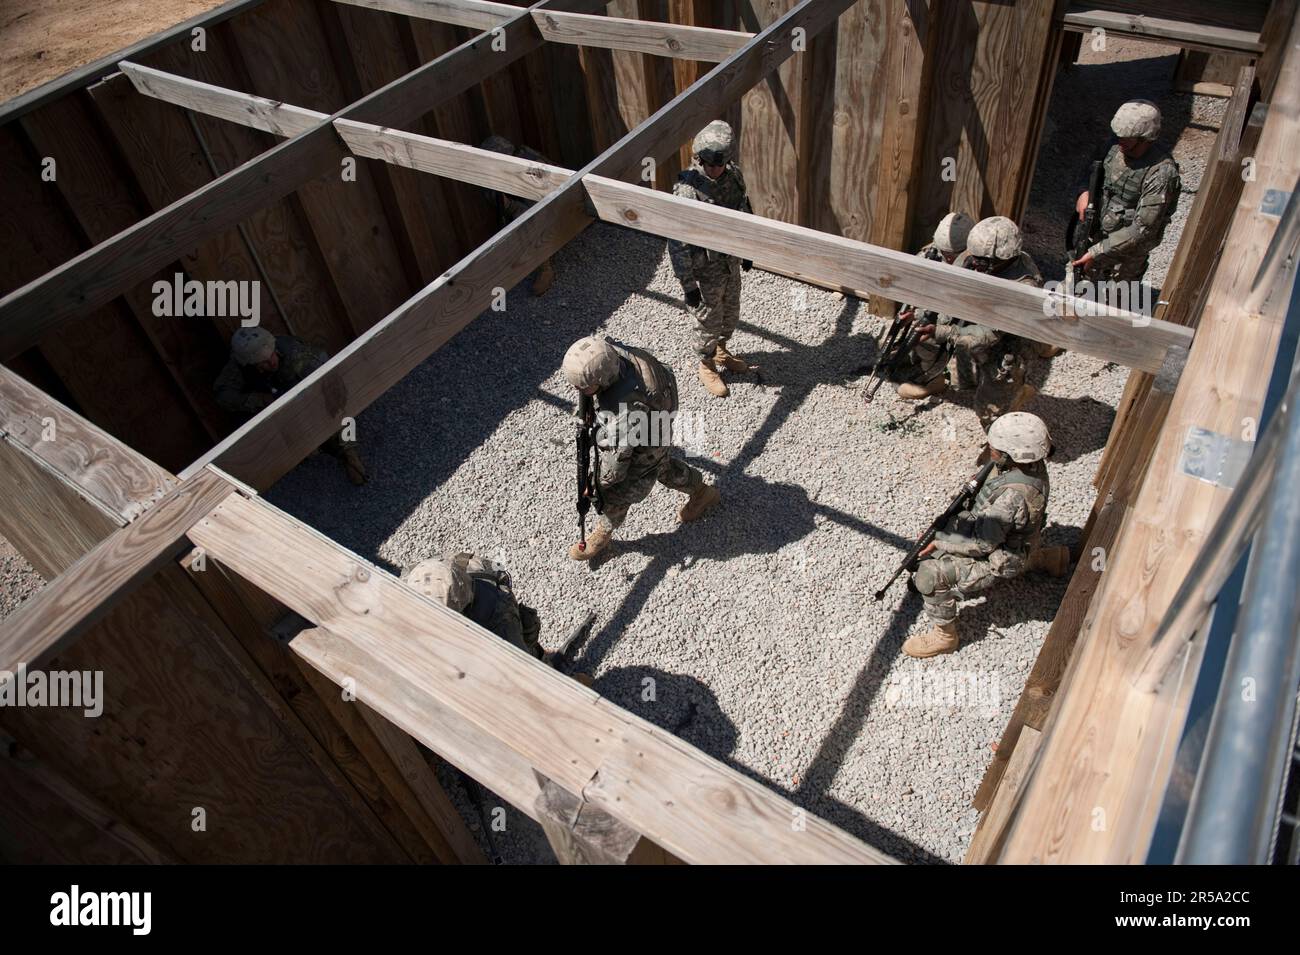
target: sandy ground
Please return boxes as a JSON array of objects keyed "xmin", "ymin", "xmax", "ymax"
[{"xmin": 0, "ymin": 0, "xmax": 228, "ymax": 103}]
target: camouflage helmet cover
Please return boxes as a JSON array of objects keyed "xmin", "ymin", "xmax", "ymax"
[
  {"xmin": 1111, "ymin": 99, "xmax": 1161, "ymax": 141},
  {"xmin": 987, "ymin": 412, "xmax": 1052, "ymax": 464},
  {"xmin": 692, "ymin": 120, "xmax": 734, "ymax": 163},
  {"xmin": 562, "ymin": 336, "xmax": 621, "ymax": 391},
  {"xmin": 966, "ymin": 216, "xmax": 1023, "ymax": 261},
  {"xmin": 404, "ymin": 557, "xmax": 473, "ymax": 612},
  {"xmin": 230, "ymin": 326, "xmax": 276, "ymax": 366},
  {"xmin": 933, "ymin": 212, "xmax": 975, "ymax": 255}
]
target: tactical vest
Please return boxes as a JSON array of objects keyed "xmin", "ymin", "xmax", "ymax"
[
  {"xmin": 597, "ymin": 341, "xmax": 678, "ymax": 419},
  {"xmin": 676, "ymin": 162, "xmax": 750, "ymax": 212},
  {"xmin": 1099, "ymin": 143, "xmax": 1180, "ymax": 241},
  {"xmin": 452, "ymin": 553, "xmax": 526, "ymax": 649},
  {"xmin": 974, "ymin": 461, "xmax": 1049, "ymax": 554}
]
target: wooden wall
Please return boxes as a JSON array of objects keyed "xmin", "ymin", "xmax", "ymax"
[{"xmin": 0, "ymin": 0, "xmax": 1062, "ymax": 474}]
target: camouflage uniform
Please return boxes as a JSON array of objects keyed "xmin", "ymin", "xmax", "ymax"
[
  {"xmin": 932, "ymin": 251, "xmax": 1043, "ymax": 429},
  {"xmin": 895, "ymin": 243, "xmax": 951, "ymax": 383},
  {"xmin": 591, "ymin": 340, "xmax": 704, "ymax": 529},
  {"xmin": 668, "ymin": 159, "xmax": 753, "ymax": 359},
  {"xmin": 450, "ymin": 553, "xmax": 544, "ymax": 659},
  {"xmin": 213, "ymin": 334, "xmax": 356, "ymax": 458},
  {"xmin": 912, "ymin": 459, "xmax": 1050, "ymax": 625},
  {"xmin": 1081, "ymin": 141, "xmax": 1180, "ymax": 283}
]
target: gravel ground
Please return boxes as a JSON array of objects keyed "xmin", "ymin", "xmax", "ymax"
[{"xmin": 0, "ymin": 37, "xmax": 1221, "ymax": 865}]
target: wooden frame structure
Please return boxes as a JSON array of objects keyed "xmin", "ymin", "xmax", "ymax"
[{"xmin": 1, "ymin": 0, "xmax": 1296, "ymax": 864}]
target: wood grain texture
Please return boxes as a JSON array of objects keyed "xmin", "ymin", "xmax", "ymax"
[
  {"xmin": 534, "ymin": 8, "xmax": 751, "ymax": 60},
  {"xmin": 964, "ymin": 726, "xmax": 1040, "ymax": 864},
  {"xmin": 534, "ymin": 773, "xmax": 681, "ymax": 864},
  {"xmin": 331, "ymin": 0, "xmax": 519, "ymax": 29},
  {"xmin": 189, "ymin": 492, "xmax": 893, "ymax": 864},
  {"xmin": 583, "ymin": 174, "xmax": 1191, "ymax": 370},
  {"xmin": 336, "ymin": 120, "xmax": 572, "ymax": 198},
  {"xmin": 0, "ymin": 470, "xmax": 232, "ymax": 672},
  {"xmin": 737, "ymin": 0, "xmax": 802, "ymax": 227},
  {"xmin": 1061, "ymin": 4, "xmax": 1264, "ymax": 54},
  {"xmin": 187, "ymin": 0, "xmax": 860, "ymax": 490},
  {"xmin": 1000, "ymin": 14, "xmax": 1300, "ymax": 863}
]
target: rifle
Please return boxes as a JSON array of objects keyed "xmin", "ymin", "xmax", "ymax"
[
  {"xmin": 873, "ymin": 460, "xmax": 996, "ymax": 600},
  {"xmin": 575, "ymin": 393, "xmax": 605, "ymax": 550},
  {"xmin": 1067, "ymin": 159, "xmax": 1105, "ymax": 284},
  {"xmin": 863, "ymin": 310, "xmax": 952, "ymax": 404}
]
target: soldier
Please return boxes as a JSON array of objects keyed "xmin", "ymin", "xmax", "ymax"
[
  {"xmin": 668, "ymin": 120, "xmax": 756, "ymax": 398},
  {"xmin": 894, "ymin": 212, "xmax": 975, "ymax": 399},
  {"xmin": 403, "ymin": 553, "xmax": 544, "ymax": 660},
  {"xmin": 903, "ymin": 413, "xmax": 1071, "ymax": 658},
  {"xmin": 908, "ymin": 216, "xmax": 1043, "ymax": 430},
  {"xmin": 214, "ymin": 327, "xmax": 367, "ymax": 485},
  {"xmin": 481, "ymin": 135, "xmax": 557, "ymax": 296},
  {"xmin": 562, "ymin": 336, "xmax": 720, "ymax": 560},
  {"xmin": 1071, "ymin": 99, "xmax": 1181, "ymax": 284}
]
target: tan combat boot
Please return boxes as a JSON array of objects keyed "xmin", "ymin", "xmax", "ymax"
[
  {"xmin": 531, "ymin": 259, "xmax": 555, "ymax": 296},
  {"xmin": 340, "ymin": 447, "xmax": 368, "ymax": 486},
  {"xmin": 569, "ymin": 524, "xmax": 612, "ymax": 561},
  {"xmin": 897, "ymin": 375, "xmax": 948, "ymax": 400},
  {"xmin": 714, "ymin": 343, "xmax": 753, "ymax": 374},
  {"xmin": 902, "ymin": 620, "xmax": 960, "ymax": 658},
  {"xmin": 698, "ymin": 360, "xmax": 729, "ymax": 397},
  {"xmin": 1027, "ymin": 544, "xmax": 1071, "ymax": 578},
  {"xmin": 678, "ymin": 483, "xmax": 721, "ymax": 522}
]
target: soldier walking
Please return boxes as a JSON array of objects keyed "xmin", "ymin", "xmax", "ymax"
[
  {"xmin": 668, "ymin": 120, "xmax": 756, "ymax": 398},
  {"xmin": 214, "ymin": 327, "xmax": 367, "ymax": 485},
  {"xmin": 562, "ymin": 336, "xmax": 720, "ymax": 560},
  {"xmin": 903, "ymin": 413, "xmax": 1070, "ymax": 658}
]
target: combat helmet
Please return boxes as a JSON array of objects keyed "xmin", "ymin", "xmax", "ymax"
[
  {"xmin": 562, "ymin": 336, "xmax": 622, "ymax": 392},
  {"xmin": 966, "ymin": 216, "xmax": 1024, "ymax": 263},
  {"xmin": 933, "ymin": 212, "xmax": 975, "ymax": 256},
  {"xmin": 987, "ymin": 412, "xmax": 1052, "ymax": 464},
  {"xmin": 1111, "ymin": 100, "xmax": 1161, "ymax": 141},
  {"xmin": 404, "ymin": 557, "xmax": 474, "ymax": 613},
  {"xmin": 230, "ymin": 327, "xmax": 276, "ymax": 366},
  {"xmin": 692, "ymin": 120, "xmax": 734, "ymax": 166}
]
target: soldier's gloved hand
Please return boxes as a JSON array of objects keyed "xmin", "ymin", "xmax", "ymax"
[
  {"xmin": 741, "ymin": 259, "xmax": 753, "ymax": 272},
  {"xmin": 684, "ymin": 287, "xmax": 702, "ymax": 309},
  {"xmin": 1076, "ymin": 191, "xmax": 1089, "ymax": 220}
]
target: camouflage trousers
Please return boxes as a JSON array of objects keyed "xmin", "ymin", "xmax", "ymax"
[
  {"xmin": 691, "ymin": 256, "xmax": 742, "ymax": 359},
  {"xmin": 904, "ymin": 341, "xmax": 1024, "ymax": 430},
  {"xmin": 598, "ymin": 445, "xmax": 704, "ymax": 530},
  {"xmin": 912, "ymin": 551, "xmax": 1026, "ymax": 625}
]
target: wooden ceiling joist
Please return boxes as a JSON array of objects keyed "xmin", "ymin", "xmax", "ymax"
[{"xmin": 1061, "ymin": 3, "xmax": 1267, "ymax": 55}]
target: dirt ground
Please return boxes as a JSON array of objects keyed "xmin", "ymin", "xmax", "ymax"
[{"xmin": 0, "ymin": 0, "xmax": 228, "ymax": 102}]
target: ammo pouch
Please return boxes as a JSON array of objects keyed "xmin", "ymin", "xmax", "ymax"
[{"xmin": 988, "ymin": 547, "xmax": 1028, "ymax": 579}]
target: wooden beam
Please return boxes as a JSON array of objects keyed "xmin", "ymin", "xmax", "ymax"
[
  {"xmin": 335, "ymin": 119, "xmax": 572, "ymax": 199},
  {"xmin": 119, "ymin": 61, "xmax": 325, "ymax": 137},
  {"xmin": 0, "ymin": 470, "xmax": 232, "ymax": 673},
  {"xmin": 1000, "ymin": 11, "xmax": 1300, "ymax": 863},
  {"xmin": 532, "ymin": 9, "xmax": 752, "ymax": 61},
  {"xmin": 183, "ymin": 0, "xmax": 868, "ymax": 490},
  {"xmin": 581, "ymin": 174, "xmax": 1192, "ymax": 373},
  {"xmin": 187, "ymin": 491, "xmax": 893, "ymax": 864},
  {"xmin": 1061, "ymin": 5, "xmax": 1264, "ymax": 55},
  {"xmin": 534, "ymin": 773, "xmax": 682, "ymax": 863},
  {"xmin": 331, "ymin": 0, "xmax": 518, "ymax": 30},
  {"xmin": 964, "ymin": 726, "xmax": 1041, "ymax": 864},
  {"xmin": 0, "ymin": 0, "xmax": 602, "ymax": 360}
]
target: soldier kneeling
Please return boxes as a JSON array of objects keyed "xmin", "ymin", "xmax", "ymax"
[{"xmin": 904, "ymin": 412, "xmax": 1071, "ymax": 658}]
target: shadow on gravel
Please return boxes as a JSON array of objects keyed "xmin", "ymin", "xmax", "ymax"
[{"xmin": 594, "ymin": 665, "xmax": 740, "ymax": 757}]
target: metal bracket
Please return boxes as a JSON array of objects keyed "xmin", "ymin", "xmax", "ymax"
[
  {"xmin": 1260, "ymin": 188, "xmax": 1292, "ymax": 218},
  {"xmin": 1179, "ymin": 426, "xmax": 1253, "ymax": 489}
]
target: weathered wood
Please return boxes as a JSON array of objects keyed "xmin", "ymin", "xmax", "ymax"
[
  {"xmin": 332, "ymin": 0, "xmax": 518, "ymax": 29},
  {"xmin": 533, "ymin": 8, "xmax": 751, "ymax": 60},
  {"xmin": 1061, "ymin": 3, "xmax": 1265, "ymax": 54},
  {"xmin": 582, "ymin": 174, "xmax": 1192, "ymax": 371},
  {"xmin": 534, "ymin": 773, "xmax": 682, "ymax": 864},
  {"xmin": 0, "ymin": 470, "xmax": 232, "ymax": 673},
  {"xmin": 336, "ymin": 120, "xmax": 572, "ymax": 198},
  {"xmin": 1001, "ymin": 13, "xmax": 1300, "ymax": 863},
  {"xmin": 189, "ymin": 491, "xmax": 892, "ymax": 864},
  {"xmin": 965, "ymin": 726, "xmax": 1041, "ymax": 864},
  {"xmin": 185, "ymin": 0, "xmax": 865, "ymax": 490}
]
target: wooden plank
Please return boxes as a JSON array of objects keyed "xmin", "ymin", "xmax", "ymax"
[
  {"xmin": 189, "ymin": 491, "xmax": 893, "ymax": 864},
  {"xmin": 331, "ymin": 0, "xmax": 519, "ymax": 29},
  {"xmin": 533, "ymin": 8, "xmax": 751, "ymax": 60},
  {"xmin": 913, "ymin": 0, "xmax": 1057, "ymax": 246},
  {"xmin": 186, "ymin": 0, "xmax": 866, "ymax": 490},
  {"xmin": 583, "ymin": 174, "xmax": 1192, "ymax": 371},
  {"xmin": 1000, "ymin": 13, "xmax": 1300, "ymax": 863},
  {"xmin": 336, "ymin": 120, "xmax": 572, "ymax": 198},
  {"xmin": 0, "ymin": 2, "xmax": 583, "ymax": 357},
  {"xmin": 1257, "ymin": 0, "xmax": 1299, "ymax": 100},
  {"xmin": 534, "ymin": 773, "xmax": 682, "ymax": 864},
  {"xmin": 964, "ymin": 726, "xmax": 1041, "ymax": 864},
  {"xmin": 1062, "ymin": 5, "xmax": 1264, "ymax": 54},
  {"xmin": 0, "ymin": 0, "xmax": 270, "ymax": 125},
  {"xmin": 20, "ymin": 94, "xmax": 230, "ymax": 440},
  {"xmin": 737, "ymin": 0, "xmax": 801, "ymax": 227},
  {"xmin": 0, "ymin": 470, "xmax": 232, "ymax": 672}
]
